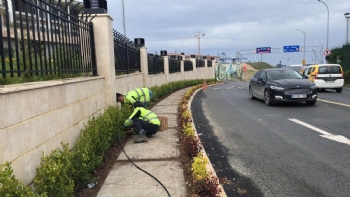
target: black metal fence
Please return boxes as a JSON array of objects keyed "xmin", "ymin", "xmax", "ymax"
[
  {"xmin": 169, "ymin": 59, "xmax": 181, "ymax": 73},
  {"xmin": 207, "ymin": 60, "xmax": 212, "ymax": 67},
  {"xmin": 113, "ymin": 30, "xmax": 140, "ymax": 74},
  {"xmin": 0, "ymin": 0, "xmax": 97, "ymax": 81},
  {"xmin": 184, "ymin": 60, "xmax": 193, "ymax": 71},
  {"xmin": 148, "ymin": 54, "xmax": 164, "ymax": 74},
  {"xmin": 196, "ymin": 59, "xmax": 205, "ymax": 68}
]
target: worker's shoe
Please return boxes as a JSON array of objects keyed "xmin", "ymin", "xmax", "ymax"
[
  {"xmin": 134, "ymin": 129, "xmax": 148, "ymax": 143},
  {"xmin": 134, "ymin": 135, "xmax": 148, "ymax": 143}
]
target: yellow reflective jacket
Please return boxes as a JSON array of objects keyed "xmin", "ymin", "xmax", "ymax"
[
  {"xmin": 124, "ymin": 88, "xmax": 151, "ymax": 105},
  {"xmin": 124, "ymin": 107, "xmax": 160, "ymax": 126}
]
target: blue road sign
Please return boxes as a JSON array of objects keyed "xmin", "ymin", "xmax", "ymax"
[
  {"xmin": 283, "ymin": 45, "xmax": 299, "ymax": 52},
  {"xmin": 256, "ymin": 47, "xmax": 271, "ymax": 54}
]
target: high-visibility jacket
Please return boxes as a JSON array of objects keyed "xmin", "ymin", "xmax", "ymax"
[
  {"xmin": 124, "ymin": 88, "xmax": 151, "ymax": 105},
  {"xmin": 124, "ymin": 107, "xmax": 160, "ymax": 127}
]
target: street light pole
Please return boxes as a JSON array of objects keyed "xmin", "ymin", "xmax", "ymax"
[
  {"xmin": 315, "ymin": 41, "xmax": 323, "ymax": 64},
  {"xmin": 317, "ymin": 0, "xmax": 329, "ymax": 63},
  {"xmin": 345, "ymin": 13, "xmax": 350, "ymax": 44},
  {"xmin": 296, "ymin": 28, "xmax": 306, "ymax": 66}
]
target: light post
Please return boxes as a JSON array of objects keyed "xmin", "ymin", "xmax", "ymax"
[
  {"xmin": 317, "ymin": 0, "xmax": 329, "ymax": 63},
  {"xmin": 315, "ymin": 41, "xmax": 323, "ymax": 64},
  {"xmin": 345, "ymin": 13, "xmax": 350, "ymax": 44},
  {"xmin": 296, "ymin": 28, "xmax": 306, "ymax": 66}
]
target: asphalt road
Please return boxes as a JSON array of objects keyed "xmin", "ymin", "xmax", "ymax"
[{"xmin": 191, "ymin": 82, "xmax": 350, "ymax": 197}]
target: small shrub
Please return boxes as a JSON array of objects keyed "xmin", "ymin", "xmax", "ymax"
[
  {"xmin": 183, "ymin": 127, "xmax": 195, "ymax": 137},
  {"xmin": 202, "ymin": 173, "xmax": 222, "ymax": 197},
  {"xmin": 0, "ymin": 162, "xmax": 46, "ymax": 197},
  {"xmin": 194, "ymin": 172, "xmax": 222, "ymax": 197},
  {"xmin": 182, "ymin": 135, "xmax": 202, "ymax": 157},
  {"xmin": 34, "ymin": 143, "xmax": 74, "ymax": 197},
  {"xmin": 192, "ymin": 152, "xmax": 209, "ymax": 181}
]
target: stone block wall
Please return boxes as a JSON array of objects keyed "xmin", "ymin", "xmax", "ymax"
[{"xmin": 0, "ymin": 77, "xmax": 105, "ymax": 185}]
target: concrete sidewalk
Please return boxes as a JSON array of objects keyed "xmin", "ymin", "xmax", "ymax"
[{"xmin": 96, "ymin": 88, "xmax": 189, "ymax": 197}]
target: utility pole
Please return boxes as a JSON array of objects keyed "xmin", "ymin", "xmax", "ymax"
[{"xmin": 345, "ymin": 13, "xmax": 350, "ymax": 44}]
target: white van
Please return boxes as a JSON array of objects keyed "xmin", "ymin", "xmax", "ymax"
[{"xmin": 302, "ymin": 64, "xmax": 344, "ymax": 93}]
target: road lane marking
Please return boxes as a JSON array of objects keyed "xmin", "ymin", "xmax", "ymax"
[
  {"xmin": 289, "ymin": 119, "xmax": 331, "ymax": 135},
  {"xmin": 318, "ymin": 99, "xmax": 350, "ymax": 107},
  {"xmin": 321, "ymin": 135, "xmax": 350, "ymax": 145},
  {"xmin": 289, "ymin": 118, "xmax": 350, "ymax": 145}
]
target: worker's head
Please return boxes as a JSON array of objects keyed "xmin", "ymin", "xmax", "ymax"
[{"xmin": 116, "ymin": 93, "xmax": 124, "ymax": 104}]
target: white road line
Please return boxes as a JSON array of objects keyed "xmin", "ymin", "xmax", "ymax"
[
  {"xmin": 318, "ymin": 99, "xmax": 350, "ymax": 107},
  {"xmin": 289, "ymin": 118, "xmax": 350, "ymax": 145},
  {"xmin": 289, "ymin": 118, "xmax": 332, "ymax": 135},
  {"xmin": 321, "ymin": 135, "xmax": 350, "ymax": 145}
]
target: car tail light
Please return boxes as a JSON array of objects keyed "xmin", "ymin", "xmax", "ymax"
[
  {"xmin": 341, "ymin": 72, "xmax": 344, "ymax": 79},
  {"xmin": 315, "ymin": 72, "xmax": 318, "ymax": 79}
]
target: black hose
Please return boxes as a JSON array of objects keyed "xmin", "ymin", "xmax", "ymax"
[{"xmin": 117, "ymin": 133, "xmax": 171, "ymax": 197}]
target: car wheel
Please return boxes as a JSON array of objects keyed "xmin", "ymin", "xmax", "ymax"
[
  {"xmin": 336, "ymin": 88, "xmax": 342, "ymax": 93},
  {"xmin": 249, "ymin": 87, "xmax": 256, "ymax": 100},
  {"xmin": 319, "ymin": 88, "xmax": 325, "ymax": 92},
  {"xmin": 264, "ymin": 90, "xmax": 272, "ymax": 106},
  {"xmin": 306, "ymin": 100, "xmax": 316, "ymax": 105}
]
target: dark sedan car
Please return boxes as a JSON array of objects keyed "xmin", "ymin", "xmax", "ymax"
[{"xmin": 249, "ymin": 68, "xmax": 318, "ymax": 106}]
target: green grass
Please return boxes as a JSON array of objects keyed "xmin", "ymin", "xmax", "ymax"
[{"xmin": 246, "ymin": 62, "xmax": 274, "ymax": 70}]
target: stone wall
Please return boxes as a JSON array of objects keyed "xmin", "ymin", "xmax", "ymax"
[{"xmin": 0, "ymin": 77, "xmax": 105, "ymax": 185}]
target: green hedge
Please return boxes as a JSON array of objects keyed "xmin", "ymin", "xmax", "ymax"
[
  {"xmin": 344, "ymin": 70, "xmax": 350, "ymax": 85},
  {"xmin": 0, "ymin": 78, "xmax": 215, "ymax": 196},
  {"xmin": 329, "ymin": 44, "xmax": 350, "ymax": 72}
]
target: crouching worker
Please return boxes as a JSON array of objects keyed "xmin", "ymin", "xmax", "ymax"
[
  {"xmin": 116, "ymin": 87, "xmax": 153, "ymax": 107},
  {"xmin": 124, "ymin": 103, "xmax": 160, "ymax": 143}
]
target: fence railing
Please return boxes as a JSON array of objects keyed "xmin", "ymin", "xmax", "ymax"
[
  {"xmin": 207, "ymin": 60, "xmax": 212, "ymax": 67},
  {"xmin": 196, "ymin": 59, "xmax": 205, "ymax": 68},
  {"xmin": 184, "ymin": 60, "xmax": 193, "ymax": 71},
  {"xmin": 0, "ymin": 0, "xmax": 97, "ymax": 82},
  {"xmin": 148, "ymin": 54, "xmax": 164, "ymax": 75},
  {"xmin": 169, "ymin": 59, "xmax": 181, "ymax": 73},
  {"xmin": 113, "ymin": 30, "xmax": 140, "ymax": 74}
]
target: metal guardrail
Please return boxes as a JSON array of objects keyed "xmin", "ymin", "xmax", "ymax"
[{"xmin": 0, "ymin": 0, "xmax": 97, "ymax": 80}]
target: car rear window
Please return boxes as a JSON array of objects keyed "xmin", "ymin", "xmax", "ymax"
[
  {"xmin": 318, "ymin": 66, "xmax": 341, "ymax": 74},
  {"xmin": 267, "ymin": 70, "xmax": 302, "ymax": 80}
]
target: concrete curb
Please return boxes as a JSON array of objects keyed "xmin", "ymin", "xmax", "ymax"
[{"xmin": 187, "ymin": 84, "xmax": 227, "ymax": 197}]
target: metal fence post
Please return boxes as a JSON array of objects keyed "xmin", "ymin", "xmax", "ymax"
[{"xmin": 89, "ymin": 22, "xmax": 98, "ymax": 76}]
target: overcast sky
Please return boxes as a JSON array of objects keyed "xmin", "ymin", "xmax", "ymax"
[{"xmin": 105, "ymin": 0, "xmax": 350, "ymax": 66}]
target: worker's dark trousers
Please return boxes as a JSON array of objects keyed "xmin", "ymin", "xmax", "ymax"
[{"xmin": 133, "ymin": 119, "xmax": 159, "ymax": 135}]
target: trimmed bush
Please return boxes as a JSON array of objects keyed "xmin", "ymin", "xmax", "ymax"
[{"xmin": 0, "ymin": 162, "xmax": 46, "ymax": 197}]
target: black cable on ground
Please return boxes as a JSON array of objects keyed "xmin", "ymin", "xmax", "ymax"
[{"xmin": 117, "ymin": 133, "xmax": 171, "ymax": 197}]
